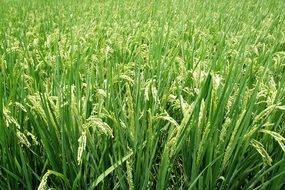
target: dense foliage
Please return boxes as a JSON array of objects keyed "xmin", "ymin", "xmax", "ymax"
[{"xmin": 1, "ymin": 0, "xmax": 285, "ymax": 189}]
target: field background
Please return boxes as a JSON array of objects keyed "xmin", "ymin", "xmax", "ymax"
[{"xmin": 1, "ymin": 0, "xmax": 285, "ymax": 189}]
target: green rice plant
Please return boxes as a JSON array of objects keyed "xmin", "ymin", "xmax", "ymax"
[{"xmin": 0, "ymin": 0, "xmax": 285, "ymax": 189}]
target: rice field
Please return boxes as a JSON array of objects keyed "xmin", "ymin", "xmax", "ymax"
[{"xmin": 1, "ymin": 0, "xmax": 285, "ymax": 189}]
